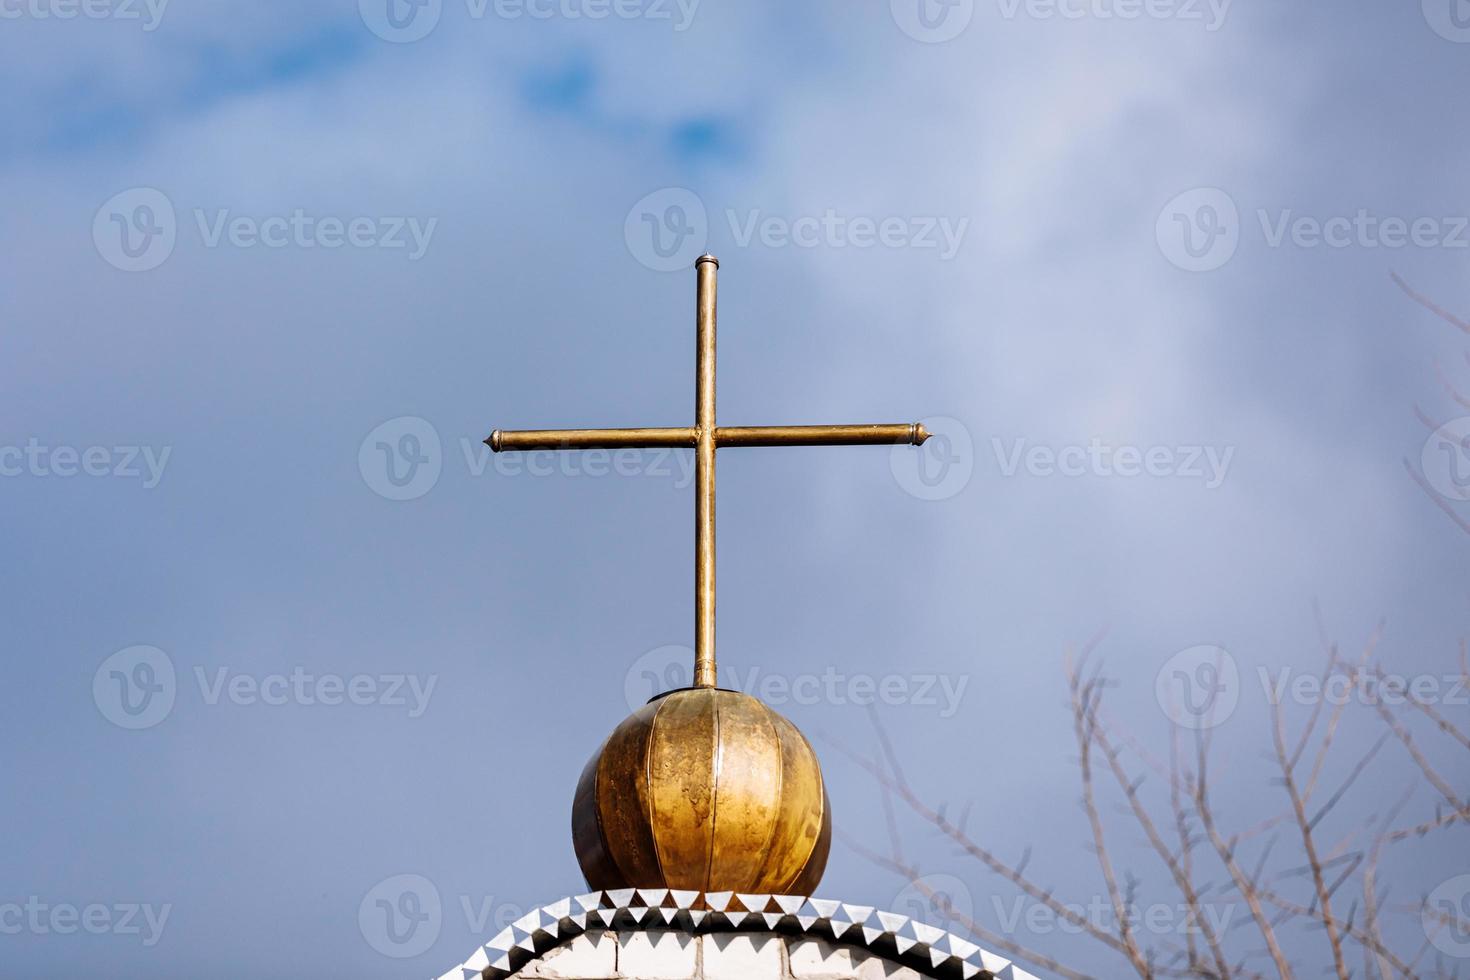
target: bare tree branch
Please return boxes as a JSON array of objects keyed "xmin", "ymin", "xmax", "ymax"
[
  {"xmin": 1069, "ymin": 655, "xmax": 1153, "ymax": 977},
  {"xmin": 1392, "ymin": 271, "xmax": 1470, "ymax": 334},
  {"xmin": 1269, "ymin": 697, "xmax": 1350, "ymax": 977},
  {"xmin": 838, "ymin": 828, "xmax": 1099, "ymax": 979},
  {"xmin": 1404, "ymin": 458, "xmax": 1470, "ymax": 537},
  {"xmin": 1193, "ymin": 732, "xmax": 1296, "ymax": 979},
  {"xmin": 829, "ymin": 721, "xmax": 1134, "ymax": 958},
  {"xmin": 1087, "ymin": 689, "xmax": 1232, "ymax": 978}
]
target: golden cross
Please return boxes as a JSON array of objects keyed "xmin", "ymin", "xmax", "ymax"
[{"xmin": 487, "ymin": 255, "xmax": 929, "ymax": 689}]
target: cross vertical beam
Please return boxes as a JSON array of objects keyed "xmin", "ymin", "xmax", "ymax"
[
  {"xmin": 694, "ymin": 255, "xmax": 719, "ymax": 688},
  {"xmin": 486, "ymin": 256, "xmax": 930, "ymax": 694}
]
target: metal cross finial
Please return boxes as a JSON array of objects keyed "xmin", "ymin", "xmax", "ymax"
[{"xmin": 488, "ymin": 256, "xmax": 929, "ymax": 690}]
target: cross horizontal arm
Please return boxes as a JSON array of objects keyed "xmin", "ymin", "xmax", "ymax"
[
  {"xmin": 716, "ymin": 423, "xmax": 930, "ymax": 447},
  {"xmin": 487, "ymin": 423, "xmax": 930, "ymax": 452},
  {"xmin": 487, "ymin": 427, "xmax": 697, "ymax": 452},
  {"xmin": 488, "ymin": 423, "xmax": 930, "ymax": 453}
]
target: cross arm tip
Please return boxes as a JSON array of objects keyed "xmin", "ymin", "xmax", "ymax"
[
  {"xmin": 485, "ymin": 430, "xmax": 503, "ymax": 452},
  {"xmin": 913, "ymin": 422, "xmax": 931, "ymax": 445}
]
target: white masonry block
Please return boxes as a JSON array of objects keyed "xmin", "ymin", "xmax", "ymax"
[
  {"xmin": 788, "ymin": 938, "xmax": 863, "ymax": 979},
  {"xmin": 618, "ymin": 928, "xmax": 699, "ymax": 980},
  {"xmin": 787, "ymin": 938, "xmax": 929, "ymax": 980},
  {"xmin": 702, "ymin": 933, "xmax": 783, "ymax": 980},
  {"xmin": 519, "ymin": 930, "xmax": 617, "ymax": 979}
]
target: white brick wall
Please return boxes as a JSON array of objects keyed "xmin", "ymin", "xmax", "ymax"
[{"xmin": 507, "ymin": 930, "xmax": 949, "ymax": 980}]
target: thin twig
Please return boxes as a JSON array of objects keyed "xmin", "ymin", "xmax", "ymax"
[
  {"xmin": 1269, "ymin": 697, "xmax": 1350, "ymax": 977},
  {"xmin": 1405, "ymin": 458, "xmax": 1470, "ymax": 537},
  {"xmin": 1087, "ymin": 694, "xmax": 1231, "ymax": 978},
  {"xmin": 839, "ymin": 830, "xmax": 1100, "ymax": 980},
  {"xmin": 1194, "ymin": 732, "xmax": 1296, "ymax": 979},
  {"xmin": 1069, "ymin": 655, "xmax": 1153, "ymax": 977},
  {"xmin": 1393, "ymin": 271, "xmax": 1470, "ymax": 334},
  {"xmin": 829, "ymin": 723, "xmax": 1132, "ymax": 958}
]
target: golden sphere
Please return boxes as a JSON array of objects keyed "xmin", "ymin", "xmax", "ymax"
[{"xmin": 572, "ymin": 688, "xmax": 831, "ymax": 895}]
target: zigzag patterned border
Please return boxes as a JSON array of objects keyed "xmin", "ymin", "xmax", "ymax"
[{"xmin": 436, "ymin": 889, "xmax": 1038, "ymax": 980}]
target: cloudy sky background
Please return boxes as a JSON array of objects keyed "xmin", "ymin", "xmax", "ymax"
[{"xmin": 2, "ymin": 0, "xmax": 1468, "ymax": 975}]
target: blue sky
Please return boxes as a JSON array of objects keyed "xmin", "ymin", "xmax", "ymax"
[{"xmin": 2, "ymin": 1, "xmax": 1468, "ymax": 976}]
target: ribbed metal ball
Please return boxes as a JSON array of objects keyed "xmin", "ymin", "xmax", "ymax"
[{"xmin": 572, "ymin": 688, "xmax": 831, "ymax": 895}]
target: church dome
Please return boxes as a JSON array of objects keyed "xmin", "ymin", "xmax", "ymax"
[{"xmin": 572, "ymin": 688, "xmax": 831, "ymax": 895}]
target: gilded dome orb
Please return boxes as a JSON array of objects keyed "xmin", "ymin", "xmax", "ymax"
[{"xmin": 571, "ymin": 688, "xmax": 831, "ymax": 895}]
